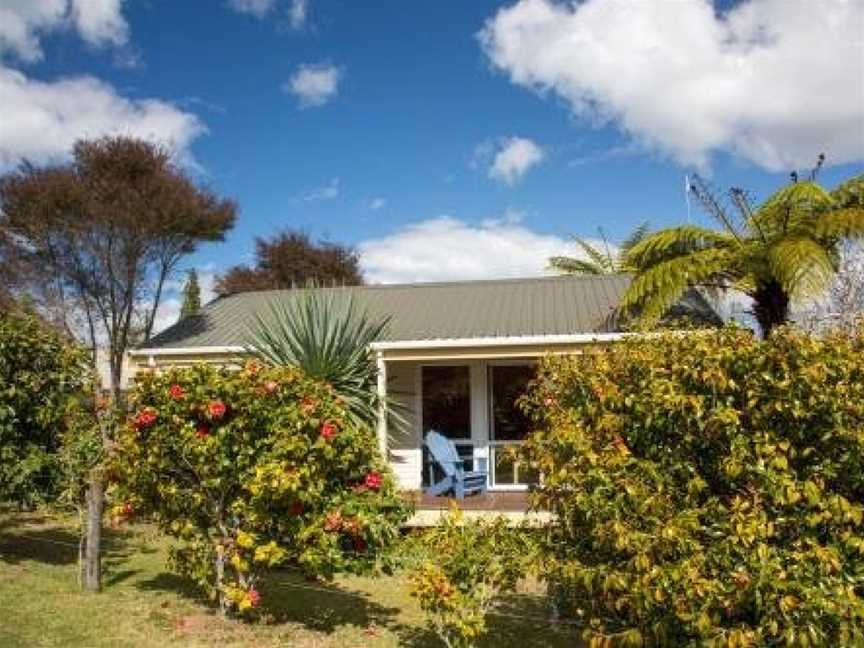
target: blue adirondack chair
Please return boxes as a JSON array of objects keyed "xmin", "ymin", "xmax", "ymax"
[{"xmin": 424, "ymin": 430, "xmax": 488, "ymax": 499}]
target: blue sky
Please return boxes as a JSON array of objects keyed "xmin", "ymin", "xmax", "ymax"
[{"xmin": 1, "ymin": 0, "xmax": 862, "ymax": 325}]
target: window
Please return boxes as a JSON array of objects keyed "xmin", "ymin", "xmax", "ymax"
[
  {"xmin": 488, "ymin": 364, "xmax": 538, "ymax": 486},
  {"xmin": 422, "ymin": 365, "xmax": 471, "ymax": 440}
]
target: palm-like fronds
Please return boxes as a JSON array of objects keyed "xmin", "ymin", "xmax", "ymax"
[
  {"xmin": 245, "ymin": 288, "xmax": 390, "ymax": 428},
  {"xmin": 622, "ymin": 172, "xmax": 864, "ymax": 336},
  {"xmin": 550, "ymin": 222, "xmax": 650, "ymax": 275}
]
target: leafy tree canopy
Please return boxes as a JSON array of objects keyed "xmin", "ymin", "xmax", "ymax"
[{"xmin": 215, "ymin": 230, "xmax": 363, "ymax": 296}]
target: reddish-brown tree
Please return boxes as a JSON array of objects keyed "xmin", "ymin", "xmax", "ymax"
[
  {"xmin": 215, "ymin": 230, "xmax": 363, "ymax": 295},
  {"xmin": 0, "ymin": 135, "xmax": 236, "ymax": 592}
]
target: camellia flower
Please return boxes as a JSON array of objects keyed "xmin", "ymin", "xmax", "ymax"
[
  {"xmin": 364, "ymin": 471, "xmax": 383, "ymax": 491},
  {"xmin": 290, "ymin": 501, "xmax": 305, "ymax": 516},
  {"xmin": 353, "ymin": 536, "xmax": 367, "ymax": 553},
  {"xmin": 319, "ymin": 421, "xmax": 337, "ymax": 441},
  {"xmin": 248, "ymin": 587, "xmax": 261, "ymax": 608},
  {"xmin": 133, "ymin": 409, "xmax": 157, "ymax": 429},
  {"xmin": 168, "ymin": 384, "xmax": 185, "ymax": 400},
  {"xmin": 208, "ymin": 400, "xmax": 227, "ymax": 420},
  {"xmin": 263, "ymin": 380, "xmax": 279, "ymax": 394},
  {"xmin": 196, "ymin": 424, "xmax": 210, "ymax": 439}
]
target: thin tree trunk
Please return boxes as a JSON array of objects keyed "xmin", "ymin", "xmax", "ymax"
[
  {"xmin": 83, "ymin": 470, "xmax": 104, "ymax": 592},
  {"xmin": 215, "ymin": 543, "xmax": 227, "ymax": 616},
  {"xmin": 752, "ymin": 280, "xmax": 790, "ymax": 338}
]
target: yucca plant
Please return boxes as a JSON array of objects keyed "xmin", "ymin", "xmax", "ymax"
[
  {"xmin": 620, "ymin": 165, "xmax": 864, "ymax": 337},
  {"xmin": 548, "ymin": 222, "xmax": 650, "ymax": 275},
  {"xmin": 245, "ymin": 288, "xmax": 391, "ymax": 428}
]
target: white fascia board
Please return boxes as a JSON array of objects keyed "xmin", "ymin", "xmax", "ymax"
[
  {"xmin": 369, "ymin": 332, "xmax": 629, "ymax": 351},
  {"xmin": 128, "ymin": 345, "xmax": 247, "ymax": 357}
]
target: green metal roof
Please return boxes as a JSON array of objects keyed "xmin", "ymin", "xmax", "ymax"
[{"xmin": 143, "ymin": 274, "xmax": 713, "ymax": 349}]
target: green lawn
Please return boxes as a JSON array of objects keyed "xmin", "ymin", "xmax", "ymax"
[{"xmin": 0, "ymin": 512, "xmax": 577, "ymax": 647}]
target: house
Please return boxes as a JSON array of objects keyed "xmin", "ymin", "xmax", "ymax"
[{"xmin": 127, "ymin": 274, "xmax": 717, "ymax": 508}]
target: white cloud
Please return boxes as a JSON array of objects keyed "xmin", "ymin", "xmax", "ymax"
[
  {"xmin": 302, "ymin": 177, "xmax": 340, "ymax": 201},
  {"xmin": 0, "ymin": 66, "xmax": 206, "ymax": 170},
  {"xmin": 479, "ymin": 0, "xmax": 864, "ymax": 171},
  {"xmin": 226, "ymin": 0, "xmax": 276, "ymax": 18},
  {"xmin": 478, "ymin": 136, "xmax": 545, "ymax": 184},
  {"xmin": 358, "ymin": 214, "xmax": 595, "ymax": 284},
  {"xmin": 0, "ymin": 0, "xmax": 128, "ymax": 63},
  {"xmin": 368, "ymin": 197, "xmax": 387, "ymax": 211},
  {"xmin": 285, "ymin": 63, "xmax": 341, "ymax": 108},
  {"xmin": 288, "ymin": 0, "xmax": 308, "ymax": 29}
]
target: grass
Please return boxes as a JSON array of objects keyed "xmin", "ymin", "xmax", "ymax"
[{"xmin": 0, "ymin": 512, "xmax": 578, "ymax": 647}]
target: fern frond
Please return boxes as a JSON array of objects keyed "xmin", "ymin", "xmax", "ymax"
[
  {"xmin": 768, "ymin": 237, "xmax": 836, "ymax": 300},
  {"xmin": 829, "ymin": 174, "xmax": 864, "ymax": 208},
  {"xmin": 753, "ymin": 181, "xmax": 833, "ymax": 236},
  {"xmin": 619, "ymin": 221, "xmax": 651, "ymax": 256},
  {"xmin": 625, "ymin": 226, "xmax": 737, "ymax": 271},
  {"xmin": 548, "ymin": 256, "xmax": 607, "ymax": 275},
  {"xmin": 619, "ymin": 247, "xmax": 734, "ymax": 324},
  {"xmin": 572, "ymin": 236, "xmax": 614, "ymax": 272},
  {"xmin": 812, "ymin": 207, "xmax": 864, "ymax": 242}
]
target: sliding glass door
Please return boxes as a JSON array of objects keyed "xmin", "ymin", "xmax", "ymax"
[
  {"xmin": 488, "ymin": 364, "xmax": 538, "ymax": 488},
  {"xmin": 421, "ymin": 365, "xmax": 474, "ymax": 486}
]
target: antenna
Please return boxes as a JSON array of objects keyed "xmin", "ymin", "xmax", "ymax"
[{"xmin": 684, "ymin": 174, "xmax": 692, "ymax": 223}]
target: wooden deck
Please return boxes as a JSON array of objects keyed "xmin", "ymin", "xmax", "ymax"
[
  {"xmin": 401, "ymin": 490, "xmax": 550, "ymax": 527},
  {"xmin": 405, "ymin": 490, "xmax": 531, "ymax": 512}
]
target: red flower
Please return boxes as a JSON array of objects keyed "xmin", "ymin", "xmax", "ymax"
[
  {"xmin": 208, "ymin": 400, "xmax": 227, "ymax": 420},
  {"xmin": 290, "ymin": 501, "xmax": 305, "ymax": 516},
  {"xmin": 196, "ymin": 424, "xmax": 210, "ymax": 439},
  {"xmin": 133, "ymin": 409, "xmax": 157, "ymax": 429},
  {"xmin": 168, "ymin": 384, "xmax": 185, "ymax": 400},
  {"xmin": 353, "ymin": 536, "xmax": 367, "ymax": 553},
  {"xmin": 122, "ymin": 502, "xmax": 134, "ymax": 517},
  {"xmin": 248, "ymin": 587, "xmax": 261, "ymax": 608},
  {"xmin": 319, "ymin": 421, "xmax": 337, "ymax": 441},
  {"xmin": 364, "ymin": 471, "xmax": 383, "ymax": 491}
]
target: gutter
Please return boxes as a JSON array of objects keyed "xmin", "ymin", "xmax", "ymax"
[
  {"xmin": 368, "ymin": 332, "xmax": 629, "ymax": 351},
  {"xmin": 129, "ymin": 332, "xmax": 630, "ymax": 363}
]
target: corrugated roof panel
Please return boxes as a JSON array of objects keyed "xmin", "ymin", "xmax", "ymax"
[{"xmin": 144, "ymin": 274, "xmax": 648, "ymax": 349}]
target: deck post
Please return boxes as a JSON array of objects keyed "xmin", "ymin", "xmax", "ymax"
[{"xmin": 375, "ymin": 351, "xmax": 388, "ymax": 457}]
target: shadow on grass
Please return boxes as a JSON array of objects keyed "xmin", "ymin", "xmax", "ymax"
[
  {"xmin": 137, "ymin": 566, "xmax": 443, "ymax": 646},
  {"xmin": 0, "ymin": 513, "xmax": 144, "ymax": 571}
]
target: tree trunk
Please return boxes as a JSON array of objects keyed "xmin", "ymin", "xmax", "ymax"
[
  {"xmin": 83, "ymin": 471, "xmax": 104, "ymax": 592},
  {"xmin": 752, "ymin": 280, "xmax": 790, "ymax": 338},
  {"xmin": 215, "ymin": 543, "xmax": 227, "ymax": 616}
]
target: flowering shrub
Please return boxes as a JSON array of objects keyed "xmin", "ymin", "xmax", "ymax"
[
  {"xmin": 521, "ymin": 326, "xmax": 864, "ymax": 646},
  {"xmin": 0, "ymin": 313, "xmax": 93, "ymax": 506},
  {"xmin": 110, "ymin": 362, "xmax": 410, "ymax": 615},
  {"xmin": 408, "ymin": 506, "xmax": 536, "ymax": 648}
]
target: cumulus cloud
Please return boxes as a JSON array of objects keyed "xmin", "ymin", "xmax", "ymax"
[
  {"xmin": 302, "ymin": 177, "xmax": 340, "ymax": 201},
  {"xmin": 0, "ymin": 0, "xmax": 129, "ymax": 62},
  {"xmin": 477, "ymin": 136, "xmax": 545, "ymax": 184},
  {"xmin": 284, "ymin": 63, "xmax": 341, "ymax": 107},
  {"xmin": 480, "ymin": 0, "xmax": 864, "ymax": 171},
  {"xmin": 358, "ymin": 214, "xmax": 595, "ymax": 284},
  {"xmin": 0, "ymin": 66, "xmax": 206, "ymax": 170}
]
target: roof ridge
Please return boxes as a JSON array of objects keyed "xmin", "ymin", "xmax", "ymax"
[{"xmin": 213, "ymin": 272, "xmax": 633, "ymax": 300}]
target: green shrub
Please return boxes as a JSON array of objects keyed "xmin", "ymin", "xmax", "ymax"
[
  {"xmin": 0, "ymin": 313, "xmax": 92, "ymax": 506},
  {"xmin": 521, "ymin": 326, "xmax": 864, "ymax": 647},
  {"xmin": 110, "ymin": 361, "xmax": 411, "ymax": 615},
  {"xmin": 408, "ymin": 506, "xmax": 536, "ymax": 648}
]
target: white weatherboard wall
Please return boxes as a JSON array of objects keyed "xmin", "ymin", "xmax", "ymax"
[{"xmin": 386, "ymin": 360, "xmax": 422, "ymax": 490}]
